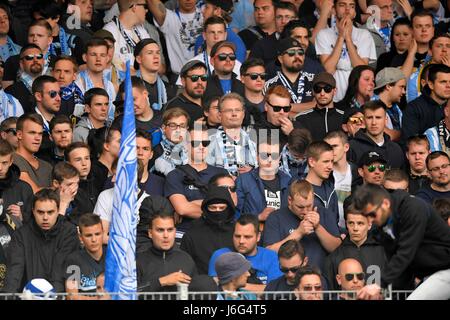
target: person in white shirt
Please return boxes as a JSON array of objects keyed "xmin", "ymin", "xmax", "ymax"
[{"xmin": 315, "ymin": 0, "xmax": 376, "ymax": 102}]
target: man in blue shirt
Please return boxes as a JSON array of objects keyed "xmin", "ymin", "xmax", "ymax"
[{"xmin": 208, "ymin": 214, "xmax": 282, "ymax": 292}]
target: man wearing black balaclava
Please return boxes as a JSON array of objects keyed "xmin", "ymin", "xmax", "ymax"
[{"xmin": 180, "ymin": 185, "xmax": 236, "ymax": 275}]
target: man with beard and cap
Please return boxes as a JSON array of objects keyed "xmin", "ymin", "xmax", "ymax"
[{"xmin": 180, "ymin": 185, "xmax": 236, "ymax": 275}]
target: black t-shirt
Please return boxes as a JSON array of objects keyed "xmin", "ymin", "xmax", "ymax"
[
  {"xmin": 261, "ymin": 176, "xmax": 282, "ymax": 210},
  {"xmin": 136, "ymin": 110, "xmax": 163, "ymax": 133},
  {"xmin": 63, "ymin": 248, "xmax": 106, "ymax": 293},
  {"xmin": 90, "ymin": 160, "xmax": 110, "ymax": 194},
  {"xmin": 264, "ymin": 275, "xmax": 296, "ymax": 300},
  {"xmin": 143, "ymin": 79, "xmax": 177, "ymax": 108}
]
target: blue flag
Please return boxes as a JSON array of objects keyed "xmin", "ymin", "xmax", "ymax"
[{"xmin": 104, "ymin": 61, "xmax": 138, "ymax": 300}]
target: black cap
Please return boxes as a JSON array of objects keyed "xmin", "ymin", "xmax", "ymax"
[
  {"xmin": 205, "ymin": 0, "xmax": 233, "ymax": 12},
  {"xmin": 133, "ymin": 38, "xmax": 159, "ymax": 70},
  {"xmin": 358, "ymin": 151, "xmax": 387, "ymax": 168},
  {"xmin": 180, "ymin": 60, "xmax": 207, "ymax": 77},
  {"xmin": 277, "ymin": 37, "xmax": 303, "ymax": 56}
]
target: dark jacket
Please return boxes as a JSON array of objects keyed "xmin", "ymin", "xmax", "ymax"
[
  {"xmin": 348, "ymin": 130, "xmax": 405, "ymax": 169},
  {"xmin": 253, "ymin": 112, "xmax": 288, "ymax": 147},
  {"xmin": 4, "ymin": 81, "xmax": 34, "ymax": 114},
  {"xmin": 204, "ymin": 72, "xmax": 245, "ymax": 104},
  {"xmin": 377, "ymin": 190, "xmax": 450, "ymax": 287},
  {"xmin": 180, "ymin": 185, "xmax": 236, "ymax": 275},
  {"xmin": 294, "ymin": 106, "xmax": 345, "ymax": 142},
  {"xmin": 236, "ymin": 168, "xmax": 291, "ymax": 216},
  {"xmin": 401, "ymin": 89, "xmax": 445, "ymax": 145},
  {"xmin": 165, "ymin": 94, "xmax": 204, "ymax": 128},
  {"xmin": 137, "ymin": 244, "xmax": 197, "ymax": 292},
  {"xmin": 0, "ymin": 164, "xmax": 33, "ymax": 223},
  {"xmin": 3, "ymin": 216, "xmax": 79, "ymax": 293},
  {"xmin": 323, "ymin": 235, "xmax": 387, "ymax": 290}
]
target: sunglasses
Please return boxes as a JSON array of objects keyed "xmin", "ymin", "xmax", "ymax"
[
  {"xmin": 367, "ymin": 164, "xmax": 386, "ymax": 172},
  {"xmin": 245, "ymin": 72, "xmax": 267, "ymax": 80},
  {"xmin": 4, "ymin": 128, "xmax": 16, "ymax": 135},
  {"xmin": 219, "ymin": 185, "xmax": 237, "ymax": 193},
  {"xmin": 363, "ymin": 203, "xmax": 382, "ymax": 218},
  {"xmin": 302, "ymin": 285, "xmax": 322, "ymax": 291},
  {"xmin": 187, "ymin": 74, "xmax": 208, "ymax": 82},
  {"xmin": 217, "ymin": 53, "xmax": 236, "ymax": 61},
  {"xmin": 283, "ymin": 48, "xmax": 304, "ymax": 57},
  {"xmin": 313, "ymin": 84, "xmax": 333, "ymax": 94},
  {"xmin": 280, "ymin": 266, "xmax": 300, "ymax": 274},
  {"xmin": 44, "ymin": 90, "xmax": 61, "ymax": 99},
  {"xmin": 266, "ymin": 101, "xmax": 291, "ymax": 113},
  {"xmin": 349, "ymin": 116, "xmax": 364, "ymax": 124},
  {"xmin": 259, "ymin": 152, "xmax": 280, "ymax": 160},
  {"xmin": 344, "ymin": 273, "xmax": 365, "ymax": 281},
  {"xmin": 190, "ymin": 140, "xmax": 210, "ymax": 148},
  {"xmin": 21, "ymin": 53, "xmax": 44, "ymax": 61}
]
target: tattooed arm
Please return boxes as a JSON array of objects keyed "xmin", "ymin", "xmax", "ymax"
[{"xmin": 147, "ymin": 0, "xmax": 167, "ymax": 26}]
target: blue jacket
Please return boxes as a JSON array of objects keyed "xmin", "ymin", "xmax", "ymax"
[{"xmin": 236, "ymin": 168, "xmax": 291, "ymax": 216}]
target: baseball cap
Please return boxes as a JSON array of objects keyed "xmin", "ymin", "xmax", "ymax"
[
  {"xmin": 312, "ymin": 72, "xmax": 336, "ymax": 88},
  {"xmin": 374, "ymin": 67, "xmax": 406, "ymax": 90},
  {"xmin": 277, "ymin": 37, "xmax": 303, "ymax": 56},
  {"xmin": 180, "ymin": 60, "xmax": 207, "ymax": 77},
  {"xmin": 133, "ymin": 38, "xmax": 159, "ymax": 70},
  {"xmin": 358, "ymin": 151, "xmax": 387, "ymax": 168}
]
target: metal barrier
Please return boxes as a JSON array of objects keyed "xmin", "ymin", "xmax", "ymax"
[{"xmin": 0, "ymin": 288, "xmax": 414, "ymax": 300}]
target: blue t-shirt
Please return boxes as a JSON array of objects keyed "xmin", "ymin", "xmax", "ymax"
[
  {"xmin": 415, "ymin": 185, "xmax": 450, "ymax": 204},
  {"xmin": 208, "ymin": 247, "xmax": 282, "ymax": 284},
  {"xmin": 220, "ymin": 79, "xmax": 232, "ymax": 94}
]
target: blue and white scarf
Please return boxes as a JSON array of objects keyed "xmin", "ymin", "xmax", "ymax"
[
  {"xmin": 279, "ymin": 144, "xmax": 308, "ymax": 179},
  {"xmin": 61, "ymin": 82, "xmax": 84, "ymax": 105},
  {"xmin": 276, "ymin": 71, "xmax": 306, "ymax": 104},
  {"xmin": 0, "ymin": 36, "xmax": 20, "ymax": 62},
  {"xmin": 136, "ymin": 70, "xmax": 167, "ymax": 111},
  {"xmin": 154, "ymin": 132, "xmax": 188, "ymax": 175},
  {"xmin": 49, "ymin": 27, "xmax": 71, "ymax": 56},
  {"xmin": 19, "ymin": 71, "xmax": 35, "ymax": 93}
]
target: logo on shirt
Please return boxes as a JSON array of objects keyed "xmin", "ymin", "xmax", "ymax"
[{"xmin": 188, "ymin": 185, "xmax": 199, "ymax": 191}]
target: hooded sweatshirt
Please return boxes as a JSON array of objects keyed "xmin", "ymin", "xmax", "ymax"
[{"xmin": 180, "ymin": 186, "xmax": 236, "ymax": 275}]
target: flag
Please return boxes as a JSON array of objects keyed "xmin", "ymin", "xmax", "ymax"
[{"xmin": 104, "ymin": 61, "xmax": 138, "ymax": 300}]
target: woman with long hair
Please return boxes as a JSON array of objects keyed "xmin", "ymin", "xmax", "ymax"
[{"xmin": 336, "ymin": 65, "xmax": 375, "ymax": 110}]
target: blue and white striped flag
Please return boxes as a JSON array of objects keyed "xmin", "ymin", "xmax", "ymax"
[{"xmin": 104, "ymin": 60, "xmax": 138, "ymax": 300}]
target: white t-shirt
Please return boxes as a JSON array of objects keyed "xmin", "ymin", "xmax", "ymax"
[
  {"xmin": 333, "ymin": 163, "xmax": 352, "ymax": 230},
  {"xmin": 103, "ymin": 19, "xmax": 151, "ymax": 72},
  {"xmin": 175, "ymin": 52, "xmax": 242, "ymax": 86},
  {"xmin": 154, "ymin": 8, "xmax": 204, "ymax": 74},
  {"xmin": 315, "ymin": 26, "xmax": 377, "ymax": 102}
]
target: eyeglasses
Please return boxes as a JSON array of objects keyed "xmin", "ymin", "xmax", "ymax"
[
  {"xmin": 280, "ymin": 266, "xmax": 300, "ymax": 274},
  {"xmin": 4, "ymin": 128, "xmax": 16, "ymax": 135},
  {"xmin": 363, "ymin": 203, "xmax": 382, "ymax": 218},
  {"xmin": 44, "ymin": 90, "xmax": 61, "ymax": 99},
  {"xmin": 21, "ymin": 53, "xmax": 44, "ymax": 61},
  {"xmin": 283, "ymin": 49, "xmax": 304, "ymax": 57},
  {"xmin": 190, "ymin": 140, "xmax": 210, "ymax": 148},
  {"xmin": 259, "ymin": 152, "xmax": 280, "ymax": 160},
  {"xmin": 313, "ymin": 84, "xmax": 333, "ymax": 94},
  {"xmin": 430, "ymin": 163, "xmax": 450, "ymax": 173},
  {"xmin": 367, "ymin": 164, "xmax": 386, "ymax": 172},
  {"xmin": 187, "ymin": 74, "xmax": 208, "ymax": 82},
  {"xmin": 266, "ymin": 101, "xmax": 291, "ymax": 113},
  {"xmin": 348, "ymin": 116, "xmax": 364, "ymax": 124},
  {"xmin": 302, "ymin": 285, "xmax": 322, "ymax": 291},
  {"xmin": 217, "ymin": 53, "xmax": 237, "ymax": 61},
  {"xmin": 165, "ymin": 122, "xmax": 188, "ymax": 130},
  {"xmin": 344, "ymin": 272, "xmax": 365, "ymax": 281},
  {"xmin": 244, "ymin": 72, "xmax": 267, "ymax": 80},
  {"xmin": 219, "ymin": 185, "xmax": 237, "ymax": 193}
]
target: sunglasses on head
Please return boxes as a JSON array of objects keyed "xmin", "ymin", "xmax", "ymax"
[
  {"xmin": 21, "ymin": 53, "xmax": 43, "ymax": 61},
  {"xmin": 367, "ymin": 164, "xmax": 386, "ymax": 172},
  {"xmin": 302, "ymin": 285, "xmax": 322, "ymax": 291},
  {"xmin": 313, "ymin": 84, "xmax": 333, "ymax": 94},
  {"xmin": 344, "ymin": 272, "xmax": 365, "ymax": 282},
  {"xmin": 190, "ymin": 140, "xmax": 210, "ymax": 148},
  {"xmin": 187, "ymin": 74, "xmax": 208, "ymax": 82},
  {"xmin": 217, "ymin": 53, "xmax": 236, "ymax": 61},
  {"xmin": 259, "ymin": 152, "xmax": 280, "ymax": 160},
  {"xmin": 267, "ymin": 101, "xmax": 291, "ymax": 113},
  {"xmin": 245, "ymin": 72, "xmax": 267, "ymax": 80},
  {"xmin": 283, "ymin": 48, "xmax": 304, "ymax": 57},
  {"xmin": 280, "ymin": 266, "xmax": 300, "ymax": 274}
]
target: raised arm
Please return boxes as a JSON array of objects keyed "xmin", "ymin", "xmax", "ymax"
[{"xmin": 147, "ymin": 0, "xmax": 167, "ymax": 27}]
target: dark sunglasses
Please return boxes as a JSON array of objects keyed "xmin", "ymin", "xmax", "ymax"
[
  {"xmin": 219, "ymin": 185, "xmax": 237, "ymax": 193},
  {"xmin": 217, "ymin": 53, "xmax": 236, "ymax": 61},
  {"xmin": 187, "ymin": 74, "xmax": 208, "ymax": 82},
  {"xmin": 367, "ymin": 164, "xmax": 386, "ymax": 172},
  {"xmin": 4, "ymin": 128, "xmax": 16, "ymax": 135},
  {"xmin": 283, "ymin": 48, "xmax": 304, "ymax": 57},
  {"xmin": 45, "ymin": 90, "xmax": 61, "ymax": 99},
  {"xmin": 190, "ymin": 140, "xmax": 210, "ymax": 148},
  {"xmin": 21, "ymin": 53, "xmax": 44, "ymax": 61},
  {"xmin": 344, "ymin": 272, "xmax": 365, "ymax": 281},
  {"xmin": 313, "ymin": 84, "xmax": 333, "ymax": 94},
  {"xmin": 259, "ymin": 152, "xmax": 280, "ymax": 160},
  {"xmin": 280, "ymin": 266, "xmax": 300, "ymax": 274},
  {"xmin": 267, "ymin": 101, "xmax": 291, "ymax": 113},
  {"xmin": 363, "ymin": 203, "xmax": 382, "ymax": 218},
  {"xmin": 302, "ymin": 285, "xmax": 322, "ymax": 291},
  {"xmin": 245, "ymin": 72, "xmax": 267, "ymax": 80}
]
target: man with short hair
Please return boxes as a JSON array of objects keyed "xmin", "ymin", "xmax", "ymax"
[
  {"xmin": 13, "ymin": 113, "xmax": 53, "ymax": 193},
  {"xmin": 416, "ymin": 151, "xmax": 450, "ymax": 203},
  {"xmin": 383, "ymin": 168, "xmax": 409, "ymax": 191},
  {"xmin": 294, "ymin": 266, "xmax": 323, "ymax": 300},
  {"xmin": 166, "ymin": 60, "xmax": 207, "ymax": 127},
  {"xmin": 352, "ymin": 184, "xmax": 450, "ymax": 299},
  {"xmin": 336, "ymin": 258, "xmax": 366, "ymax": 300},
  {"xmin": 63, "ymin": 213, "xmax": 105, "ymax": 300},
  {"xmin": 315, "ymin": 0, "xmax": 376, "ymax": 102},
  {"xmin": 348, "ymin": 101, "xmax": 405, "ymax": 169},
  {"xmin": 208, "ymin": 214, "xmax": 282, "ymax": 292},
  {"xmin": 405, "ymin": 135, "xmax": 431, "ymax": 194},
  {"xmin": 73, "ymin": 88, "xmax": 109, "ymax": 143},
  {"xmin": 32, "ymin": 75, "xmax": 61, "ymax": 138},
  {"xmin": 0, "ymin": 117, "xmax": 18, "ymax": 150},
  {"xmin": 3, "ymin": 188, "xmax": 79, "ymax": 293},
  {"xmin": 295, "ymin": 72, "xmax": 344, "ymax": 142},
  {"xmin": 137, "ymin": 209, "xmax": 197, "ymax": 292},
  {"xmin": 240, "ymin": 57, "xmax": 266, "ymax": 116}
]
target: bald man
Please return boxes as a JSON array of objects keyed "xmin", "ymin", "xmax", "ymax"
[{"xmin": 336, "ymin": 258, "xmax": 365, "ymax": 300}]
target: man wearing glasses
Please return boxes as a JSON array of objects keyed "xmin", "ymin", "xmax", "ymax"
[
  {"xmin": 416, "ymin": 151, "xmax": 450, "ymax": 204},
  {"xmin": 166, "ymin": 60, "xmax": 207, "ymax": 128},
  {"xmin": 294, "ymin": 265, "xmax": 323, "ymax": 300},
  {"xmin": 294, "ymin": 72, "xmax": 344, "ymax": 142},
  {"xmin": 204, "ymin": 41, "xmax": 244, "ymax": 103},
  {"xmin": 354, "ymin": 151, "xmax": 388, "ymax": 191},
  {"xmin": 335, "ymin": 258, "xmax": 366, "ymax": 300},
  {"xmin": 351, "ymin": 184, "xmax": 450, "ymax": 300}
]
